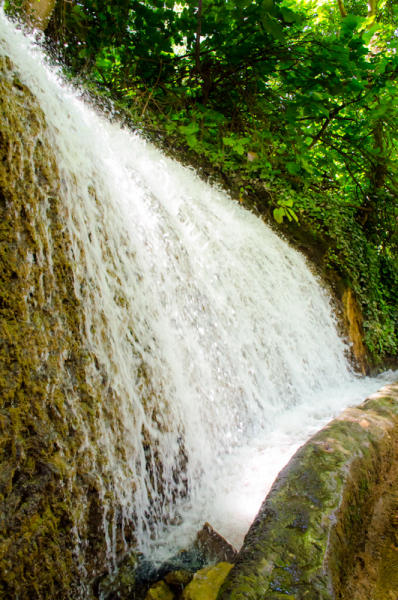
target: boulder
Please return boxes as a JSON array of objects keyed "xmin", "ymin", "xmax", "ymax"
[
  {"xmin": 182, "ymin": 563, "xmax": 233, "ymax": 600},
  {"xmin": 145, "ymin": 581, "xmax": 175, "ymax": 600},
  {"xmin": 194, "ymin": 522, "xmax": 238, "ymax": 564}
]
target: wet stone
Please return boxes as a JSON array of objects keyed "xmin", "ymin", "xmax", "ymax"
[
  {"xmin": 98, "ymin": 553, "xmax": 137, "ymax": 600},
  {"xmin": 194, "ymin": 522, "xmax": 238, "ymax": 564},
  {"xmin": 164, "ymin": 570, "xmax": 194, "ymax": 587},
  {"xmin": 182, "ymin": 562, "xmax": 234, "ymax": 600},
  {"xmin": 145, "ymin": 581, "xmax": 174, "ymax": 600}
]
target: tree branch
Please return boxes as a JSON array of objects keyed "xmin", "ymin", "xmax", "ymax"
[
  {"xmin": 336, "ymin": 0, "xmax": 347, "ymax": 18},
  {"xmin": 367, "ymin": 0, "xmax": 377, "ymax": 20},
  {"xmin": 195, "ymin": 0, "xmax": 203, "ymax": 73}
]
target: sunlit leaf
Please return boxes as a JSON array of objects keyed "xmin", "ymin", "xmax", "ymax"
[{"xmin": 273, "ymin": 207, "xmax": 285, "ymax": 223}]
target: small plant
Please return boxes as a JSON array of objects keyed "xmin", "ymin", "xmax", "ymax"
[{"xmin": 273, "ymin": 199, "xmax": 299, "ymax": 223}]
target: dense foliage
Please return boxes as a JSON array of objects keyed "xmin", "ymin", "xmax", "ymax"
[{"xmin": 9, "ymin": 0, "xmax": 398, "ymax": 362}]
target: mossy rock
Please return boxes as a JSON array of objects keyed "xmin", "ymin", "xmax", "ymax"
[
  {"xmin": 217, "ymin": 383, "xmax": 398, "ymax": 600},
  {"xmin": 98, "ymin": 552, "xmax": 138, "ymax": 600},
  {"xmin": 165, "ymin": 570, "xmax": 194, "ymax": 587},
  {"xmin": 182, "ymin": 562, "xmax": 233, "ymax": 600},
  {"xmin": 146, "ymin": 581, "xmax": 175, "ymax": 600}
]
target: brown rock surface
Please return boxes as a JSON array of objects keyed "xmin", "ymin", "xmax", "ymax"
[
  {"xmin": 342, "ymin": 287, "xmax": 367, "ymax": 373},
  {"xmin": 341, "ymin": 450, "xmax": 398, "ymax": 600},
  {"xmin": 194, "ymin": 522, "xmax": 238, "ymax": 564}
]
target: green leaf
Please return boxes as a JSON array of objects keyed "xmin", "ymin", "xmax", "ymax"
[
  {"xmin": 346, "ymin": 80, "xmax": 365, "ymax": 93},
  {"xmin": 371, "ymin": 104, "xmax": 388, "ymax": 119},
  {"xmin": 280, "ymin": 7, "xmax": 302, "ymax": 24},
  {"xmin": 286, "ymin": 162, "xmax": 301, "ymax": 175},
  {"xmin": 179, "ymin": 122, "xmax": 200, "ymax": 135},
  {"xmin": 96, "ymin": 58, "xmax": 112, "ymax": 68},
  {"xmin": 273, "ymin": 207, "xmax": 285, "ymax": 223},
  {"xmin": 300, "ymin": 158, "xmax": 313, "ymax": 173},
  {"xmin": 261, "ymin": 0, "xmax": 274, "ymax": 13},
  {"xmin": 186, "ymin": 135, "xmax": 198, "ymax": 147},
  {"xmin": 310, "ymin": 103, "xmax": 330, "ymax": 118},
  {"xmin": 262, "ymin": 16, "xmax": 286, "ymax": 45},
  {"xmin": 279, "ymin": 198, "xmax": 293, "ymax": 207},
  {"xmin": 287, "ymin": 207, "xmax": 299, "ymax": 222},
  {"xmin": 341, "ymin": 14, "xmax": 363, "ymax": 33},
  {"xmin": 237, "ymin": 137, "xmax": 251, "ymax": 145},
  {"xmin": 362, "ymin": 22, "xmax": 379, "ymax": 45}
]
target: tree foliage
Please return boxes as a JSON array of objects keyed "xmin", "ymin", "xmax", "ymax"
[
  {"xmin": 41, "ymin": 0, "xmax": 398, "ymax": 245},
  {"xmin": 8, "ymin": 0, "xmax": 398, "ymax": 360}
]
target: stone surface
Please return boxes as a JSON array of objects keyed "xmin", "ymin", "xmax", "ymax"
[
  {"xmin": 217, "ymin": 382, "xmax": 398, "ymax": 600},
  {"xmin": 194, "ymin": 522, "xmax": 238, "ymax": 564},
  {"xmin": 0, "ymin": 46, "xmax": 136, "ymax": 600},
  {"xmin": 183, "ymin": 563, "xmax": 233, "ymax": 600},
  {"xmin": 98, "ymin": 553, "xmax": 137, "ymax": 600},
  {"xmin": 0, "ymin": 53, "xmax": 87, "ymax": 599},
  {"xmin": 146, "ymin": 581, "xmax": 175, "ymax": 600},
  {"xmin": 341, "ymin": 456, "xmax": 398, "ymax": 599},
  {"xmin": 165, "ymin": 570, "xmax": 194, "ymax": 587},
  {"xmin": 342, "ymin": 288, "xmax": 367, "ymax": 373}
]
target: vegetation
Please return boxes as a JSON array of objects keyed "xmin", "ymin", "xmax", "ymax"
[{"xmin": 8, "ymin": 0, "xmax": 398, "ymax": 362}]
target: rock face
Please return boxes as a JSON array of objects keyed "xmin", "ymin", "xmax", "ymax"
[
  {"xmin": 217, "ymin": 382, "xmax": 398, "ymax": 600},
  {"xmin": 342, "ymin": 288, "xmax": 367, "ymax": 373},
  {"xmin": 0, "ymin": 54, "xmax": 113, "ymax": 598}
]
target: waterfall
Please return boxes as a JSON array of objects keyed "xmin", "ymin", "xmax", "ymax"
[{"xmin": 0, "ymin": 12, "xmax": 394, "ymax": 569}]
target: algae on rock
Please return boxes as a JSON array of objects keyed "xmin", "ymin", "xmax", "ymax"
[
  {"xmin": 182, "ymin": 562, "xmax": 233, "ymax": 600},
  {"xmin": 0, "ymin": 54, "xmax": 120, "ymax": 598}
]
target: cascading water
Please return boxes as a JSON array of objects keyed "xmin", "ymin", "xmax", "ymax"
[{"xmin": 0, "ymin": 11, "xmax": 395, "ymax": 571}]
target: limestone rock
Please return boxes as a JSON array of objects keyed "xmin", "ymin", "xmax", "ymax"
[
  {"xmin": 182, "ymin": 562, "xmax": 233, "ymax": 600},
  {"xmin": 146, "ymin": 580, "xmax": 175, "ymax": 600}
]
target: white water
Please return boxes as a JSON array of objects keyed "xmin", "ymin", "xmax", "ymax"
[{"xmin": 1, "ymin": 13, "xmax": 396, "ymax": 567}]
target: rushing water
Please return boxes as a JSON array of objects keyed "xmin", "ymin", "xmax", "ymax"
[{"xmin": 0, "ymin": 12, "xmax": 396, "ymax": 565}]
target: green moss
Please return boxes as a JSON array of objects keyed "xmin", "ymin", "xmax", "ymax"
[{"xmin": 0, "ymin": 55, "xmax": 109, "ymax": 598}]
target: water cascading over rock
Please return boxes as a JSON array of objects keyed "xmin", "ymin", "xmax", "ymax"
[{"xmin": 0, "ymin": 13, "xmax": 389, "ymax": 599}]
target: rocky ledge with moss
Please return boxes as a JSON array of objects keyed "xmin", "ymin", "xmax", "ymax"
[{"xmin": 217, "ymin": 381, "xmax": 398, "ymax": 600}]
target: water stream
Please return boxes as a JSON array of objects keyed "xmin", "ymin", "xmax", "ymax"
[{"xmin": 0, "ymin": 12, "xmax": 396, "ymax": 567}]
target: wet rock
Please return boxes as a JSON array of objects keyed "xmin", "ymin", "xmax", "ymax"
[
  {"xmin": 194, "ymin": 522, "xmax": 238, "ymax": 564},
  {"xmin": 342, "ymin": 288, "xmax": 367, "ymax": 373},
  {"xmin": 145, "ymin": 581, "xmax": 174, "ymax": 600},
  {"xmin": 182, "ymin": 562, "xmax": 233, "ymax": 600},
  {"xmin": 164, "ymin": 570, "xmax": 193, "ymax": 587},
  {"xmin": 98, "ymin": 553, "xmax": 137, "ymax": 600},
  {"xmin": 136, "ymin": 550, "xmax": 205, "ymax": 584}
]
